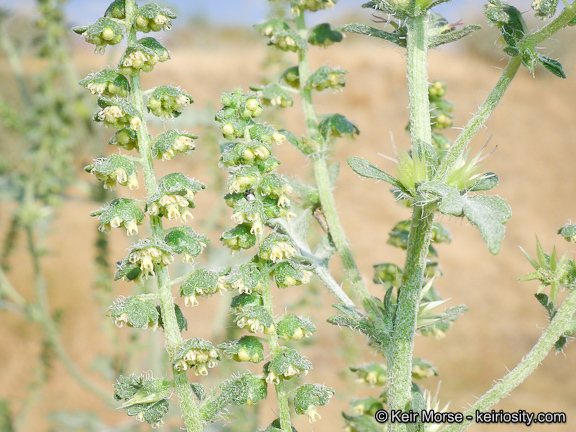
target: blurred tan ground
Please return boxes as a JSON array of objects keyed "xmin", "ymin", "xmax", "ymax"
[{"xmin": 1, "ymin": 22, "xmax": 576, "ymax": 432}]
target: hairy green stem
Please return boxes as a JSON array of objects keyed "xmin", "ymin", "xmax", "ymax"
[
  {"xmin": 437, "ymin": 2, "xmax": 576, "ymax": 181},
  {"xmin": 405, "ymin": 14, "xmax": 431, "ymax": 161},
  {"xmin": 386, "ymin": 15, "xmax": 435, "ymax": 431},
  {"xmin": 387, "ymin": 206, "xmax": 435, "ymax": 431},
  {"xmin": 124, "ymin": 1, "xmax": 202, "ymax": 430},
  {"xmin": 441, "ymin": 287, "xmax": 576, "ymax": 432},
  {"xmin": 294, "ymin": 12, "xmax": 371, "ymax": 308}
]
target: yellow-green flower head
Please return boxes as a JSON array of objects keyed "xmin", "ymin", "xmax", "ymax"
[
  {"xmin": 106, "ymin": 295, "xmax": 159, "ymax": 330},
  {"xmin": 259, "ymin": 232, "xmax": 297, "ymax": 263},
  {"xmin": 446, "ymin": 151, "xmax": 483, "ymax": 191},
  {"xmin": 350, "ymin": 362, "xmax": 388, "ymax": 387},
  {"xmin": 264, "ymin": 349, "xmax": 312, "ymax": 384},
  {"xmin": 72, "ymin": 18, "xmax": 124, "ymax": 54},
  {"xmin": 294, "ymin": 384, "xmax": 334, "ymax": 424},
  {"xmin": 147, "ymin": 173, "xmax": 205, "ymax": 222},
  {"xmin": 134, "ymin": 4, "xmax": 177, "ymax": 33},
  {"xmin": 84, "ymin": 154, "xmax": 139, "ymax": 190},
  {"xmin": 79, "ymin": 69, "xmax": 130, "ymax": 98},
  {"xmin": 91, "ymin": 198, "xmax": 145, "ymax": 236},
  {"xmin": 291, "ymin": 0, "xmax": 336, "ymax": 14},
  {"xmin": 94, "ymin": 97, "xmax": 141, "ymax": 129},
  {"xmin": 395, "ymin": 149, "xmax": 428, "ymax": 195},
  {"xmin": 173, "ymin": 338, "xmax": 219, "ymax": 376},
  {"xmin": 152, "ymin": 130, "xmax": 197, "ymax": 161},
  {"xmin": 219, "ymin": 336, "xmax": 264, "ymax": 363}
]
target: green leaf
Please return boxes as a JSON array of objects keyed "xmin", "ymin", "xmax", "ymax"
[
  {"xmin": 537, "ymin": 54, "xmax": 566, "ymax": 78},
  {"xmin": 462, "ymin": 195, "xmax": 511, "ymax": 254},
  {"xmin": 341, "ymin": 23, "xmax": 404, "ymax": 46},
  {"xmin": 308, "ymin": 23, "xmax": 343, "ymax": 47},
  {"xmin": 347, "ymin": 157, "xmax": 404, "ymax": 190},
  {"xmin": 429, "ymin": 24, "xmax": 482, "ymax": 48}
]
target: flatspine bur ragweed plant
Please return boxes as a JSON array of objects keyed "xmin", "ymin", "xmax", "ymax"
[{"xmin": 70, "ymin": 0, "xmax": 576, "ymax": 430}]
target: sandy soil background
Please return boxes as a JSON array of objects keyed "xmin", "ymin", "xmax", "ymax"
[{"xmin": 1, "ymin": 10, "xmax": 576, "ymax": 432}]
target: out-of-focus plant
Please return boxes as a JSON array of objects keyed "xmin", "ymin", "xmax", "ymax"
[{"xmin": 0, "ymin": 1, "xmax": 114, "ymax": 430}]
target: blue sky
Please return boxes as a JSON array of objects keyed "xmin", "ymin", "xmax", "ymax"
[{"xmin": 0, "ymin": 0, "xmax": 535, "ymax": 28}]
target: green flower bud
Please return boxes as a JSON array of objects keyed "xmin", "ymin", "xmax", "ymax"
[
  {"xmin": 234, "ymin": 303, "xmax": 275, "ymax": 334},
  {"xmin": 90, "ymin": 198, "xmax": 145, "ymax": 235},
  {"xmin": 226, "ymin": 263, "xmax": 265, "ymax": 294},
  {"xmin": 373, "ymin": 262, "xmax": 402, "ymax": 287},
  {"xmin": 350, "ymin": 363, "xmax": 388, "ymax": 386},
  {"xmin": 308, "ymin": 66, "xmax": 347, "ymax": 92},
  {"xmin": 134, "ymin": 4, "xmax": 176, "ymax": 33},
  {"xmin": 147, "ymin": 173, "xmax": 205, "ymax": 222},
  {"xmin": 254, "ymin": 83, "xmax": 294, "ymax": 108},
  {"xmin": 319, "ymin": 113, "xmax": 359, "ymax": 141},
  {"xmin": 72, "ymin": 18, "xmax": 124, "ymax": 54},
  {"xmin": 114, "ymin": 373, "xmax": 171, "ymax": 428},
  {"xmin": 219, "ymin": 336, "xmax": 264, "ymax": 363},
  {"xmin": 411, "ymin": 358, "xmax": 438, "ymax": 380},
  {"xmin": 109, "ymin": 128, "xmax": 139, "ymax": 150},
  {"xmin": 118, "ymin": 44, "xmax": 159, "ymax": 75},
  {"xmin": 221, "ymin": 224, "xmax": 257, "ymax": 251},
  {"xmin": 273, "ymin": 260, "xmax": 313, "ymax": 288},
  {"xmin": 105, "ymin": 0, "xmax": 126, "ymax": 19},
  {"xmin": 291, "ymin": 0, "xmax": 336, "ymax": 13},
  {"xmin": 116, "ymin": 238, "xmax": 174, "ymax": 281},
  {"xmin": 264, "ymin": 348, "xmax": 312, "ymax": 384},
  {"xmin": 147, "ymin": 86, "xmax": 193, "ymax": 119},
  {"xmin": 152, "ymin": 130, "xmax": 198, "ymax": 160},
  {"xmin": 559, "ymin": 223, "xmax": 576, "ymax": 243},
  {"xmin": 269, "ymin": 29, "xmax": 306, "ymax": 52},
  {"xmin": 259, "ymin": 173, "xmax": 292, "ymax": 206},
  {"xmin": 259, "ymin": 232, "xmax": 297, "ymax": 263},
  {"xmin": 179, "ymin": 269, "xmax": 227, "ymax": 306},
  {"xmin": 84, "ymin": 154, "xmax": 139, "ymax": 190},
  {"xmin": 215, "ymin": 373, "xmax": 269, "ymax": 408},
  {"xmin": 106, "ymin": 295, "xmax": 159, "ymax": 330},
  {"xmin": 428, "ymin": 80, "xmax": 447, "ymax": 100},
  {"xmin": 231, "ymin": 198, "xmax": 265, "ymax": 235},
  {"xmin": 164, "ymin": 226, "xmax": 209, "ymax": 263},
  {"xmin": 350, "ymin": 397, "xmax": 384, "ymax": 416},
  {"xmin": 294, "ymin": 384, "xmax": 334, "ymax": 423},
  {"xmin": 277, "ymin": 314, "xmax": 316, "ymax": 341},
  {"xmin": 79, "ymin": 69, "xmax": 130, "ymax": 98},
  {"xmin": 262, "ymin": 196, "xmax": 295, "ymax": 220},
  {"xmin": 173, "ymin": 338, "xmax": 219, "ymax": 375},
  {"xmin": 254, "ymin": 18, "xmax": 291, "ymax": 38},
  {"xmin": 308, "ymin": 23, "xmax": 343, "ymax": 47},
  {"xmin": 230, "ymin": 293, "xmax": 264, "ymax": 312},
  {"xmin": 93, "ymin": 97, "xmax": 141, "ymax": 129},
  {"xmin": 228, "ymin": 166, "xmax": 261, "ymax": 194},
  {"xmin": 281, "ymin": 66, "xmax": 300, "ymax": 89},
  {"xmin": 138, "ymin": 37, "xmax": 171, "ymax": 62}
]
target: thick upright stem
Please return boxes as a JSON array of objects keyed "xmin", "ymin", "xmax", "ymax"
[
  {"xmin": 386, "ymin": 206, "xmax": 435, "ymax": 431},
  {"xmin": 385, "ymin": 14, "xmax": 435, "ymax": 431},
  {"xmin": 124, "ymin": 1, "xmax": 202, "ymax": 430},
  {"xmin": 405, "ymin": 14, "xmax": 431, "ymax": 161},
  {"xmin": 294, "ymin": 13, "xmax": 372, "ymax": 307}
]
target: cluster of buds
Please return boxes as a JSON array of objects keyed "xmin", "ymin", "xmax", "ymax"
[
  {"xmin": 259, "ymin": 232, "xmax": 297, "ymax": 263},
  {"xmin": 91, "ymin": 198, "xmax": 145, "ymax": 235},
  {"xmin": 277, "ymin": 314, "xmax": 316, "ymax": 340},
  {"xmin": 109, "ymin": 128, "xmax": 139, "ymax": 150},
  {"xmin": 264, "ymin": 349, "xmax": 312, "ymax": 384},
  {"xmin": 172, "ymin": 338, "xmax": 219, "ymax": 376},
  {"xmin": 79, "ymin": 69, "xmax": 130, "ymax": 98},
  {"xmin": 219, "ymin": 373, "xmax": 268, "ymax": 407},
  {"xmin": 291, "ymin": 0, "xmax": 336, "ymax": 13},
  {"xmin": 179, "ymin": 268, "xmax": 228, "ymax": 307},
  {"xmin": 118, "ymin": 38, "xmax": 170, "ymax": 75},
  {"xmin": 293, "ymin": 384, "xmax": 334, "ymax": 423},
  {"xmin": 225, "ymin": 263, "xmax": 265, "ymax": 294},
  {"xmin": 94, "ymin": 98, "xmax": 141, "ymax": 129},
  {"xmin": 152, "ymin": 130, "xmax": 197, "ymax": 161},
  {"xmin": 134, "ymin": 3, "xmax": 176, "ymax": 32},
  {"xmin": 147, "ymin": 86, "xmax": 193, "ymax": 119},
  {"xmin": 273, "ymin": 260, "xmax": 313, "ymax": 288},
  {"xmin": 350, "ymin": 363, "xmax": 388, "ymax": 387},
  {"xmin": 72, "ymin": 17, "xmax": 124, "ymax": 54},
  {"xmin": 308, "ymin": 66, "xmax": 347, "ymax": 92},
  {"xmin": 146, "ymin": 173, "xmax": 205, "ymax": 222},
  {"xmin": 219, "ymin": 335, "xmax": 264, "ymax": 363},
  {"xmin": 106, "ymin": 295, "xmax": 159, "ymax": 330},
  {"xmin": 85, "ymin": 154, "xmax": 139, "ymax": 190},
  {"xmin": 215, "ymin": 90, "xmax": 294, "ymax": 246},
  {"xmin": 164, "ymin": 226, "xmax": 208, "ymax": 263},
  {"xmin": 115, "ymin": 239, "xmax": 174, "ymax": 283}
]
